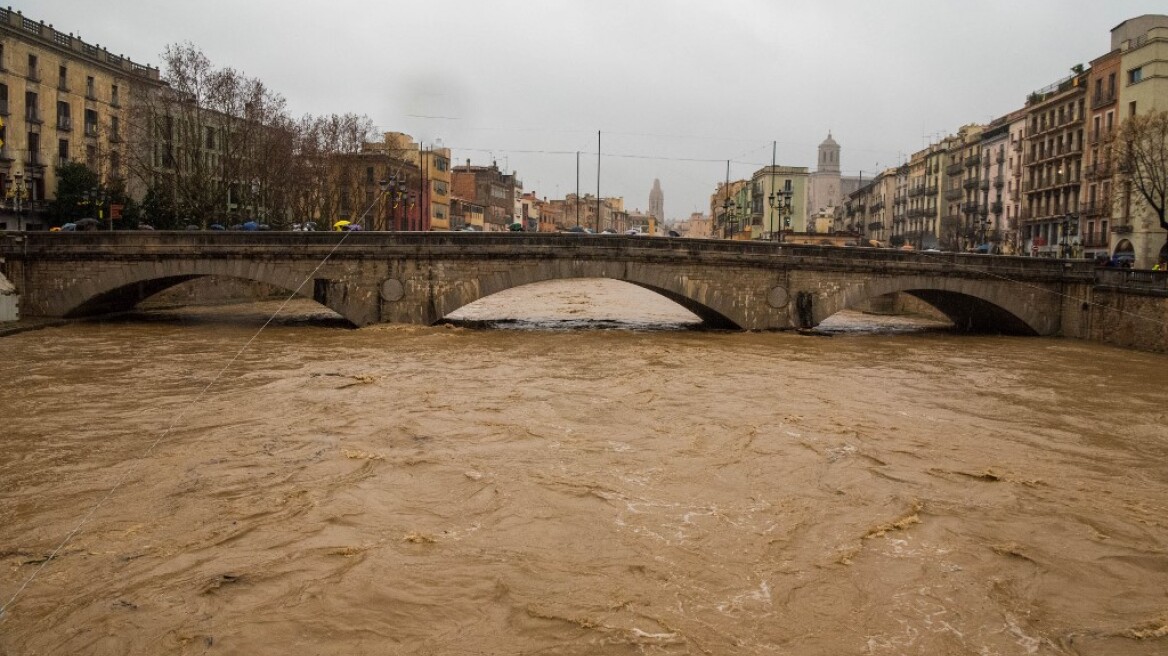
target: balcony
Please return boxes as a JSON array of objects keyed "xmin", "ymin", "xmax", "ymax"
[
  {"xmin": 979, "ymin": 179, "xmax": 990, "ymax": 191},
  {"xmin": 1084, "ymin": 162, "xmax": 1111, "ymax": 180},
  {"xmin": 1091, "ymin": 92, "xmax": 1116, "ymax": 110},
  {"xmin": 1082, "ymin": 234, "xmax": 1110, "ymax": 248},
  {"xmin": 84, "ymin": 123, "xmax": 98, "ymax": 137},
  {"xmin": 945, "ymin": 162, "xmax": 964, "ymax": 176},
  {"xmin": 867, "ymin": 221, "xmax": 883, "ymax": 231},
  {"xmin": 1081, "ymin": 200, "xmax": 1109, "ymax": 218},
  {"xmin": 962, "ymin": 202, "xmax": 979, "ymax": 214},
  {"xmin": 991, "ymin": 201, "xmax": 1004, "ymax": 214},
  {"xmin": 964, "ymin": 154, "xmax": 980, "ymax": 168},
  {"xmin": 977, "ymin": 204, "xmax": 989, "ymax": 217},
  {"xmin": 56, "ymin": 116, "xmax": 72, "ymax": 131},
  {"xmin": 963, "ymin": 178, "xmax": 979, "ymax": 190}
]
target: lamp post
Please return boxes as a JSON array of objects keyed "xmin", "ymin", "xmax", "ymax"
[
  {"xmin": 1061, "ymin": 213, "xmax": 1077, "ymax": 259},
  {"xmin": 7, "ymin": 172, "xmax": 29, "ymax": 230},
  {"xmin": 722, "ymin": 197, "xmax": 737, "ymax": 240},
  {"xmin": 768, "ymin": 188, "xmax": 793, "ymax": 243}
]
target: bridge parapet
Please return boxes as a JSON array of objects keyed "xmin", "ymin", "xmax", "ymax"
[{"xmin": 0, "ymin": 231, "xmax": 1101, "ymax": 335}]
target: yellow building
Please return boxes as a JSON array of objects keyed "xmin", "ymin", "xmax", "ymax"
[
  {"xmin": 379, "ymin": 132, "xmax": 452, "ymax": 230},
  {"xmin": 1112, "ymin": 15, "xmax": 1168, "ymax": 266},
  {"xmin": 0, "ymin": 8, "xmax": 162, "ymax": 230}
]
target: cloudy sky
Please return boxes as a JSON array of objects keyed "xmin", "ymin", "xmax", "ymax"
[{"xmin": 28, "ymin": 1, "xmax": 1168, "ymax": 220}]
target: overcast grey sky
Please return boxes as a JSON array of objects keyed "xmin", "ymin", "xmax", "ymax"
[{"xmin": 28, "ymin": 1, "xmax": 1168, "ymax": 220}]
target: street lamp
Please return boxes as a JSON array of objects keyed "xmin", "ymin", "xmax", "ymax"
[
  {"xmin": 6, "ymin": 172, "xmax": 29, "ymax": 230},
  {"xmin": 768, "ymin": 188, "xmax": 793, "ymax": 243},
  {"xmin": 1061, "ymin": 213, "xmax": 1077, "ymax": 259},
  {"xmin": 722, "ymin": 197, "xmax": 737, "ymax": 239}
]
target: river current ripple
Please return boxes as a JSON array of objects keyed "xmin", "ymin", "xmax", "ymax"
[{"xmin": 2, "ymin": 279, "xmax": 1167, "ymax": 655}]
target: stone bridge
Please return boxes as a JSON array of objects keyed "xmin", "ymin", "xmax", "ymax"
[{"xmin": 0, "ymin": 231, "xmax": 1098, "ymax": 336}]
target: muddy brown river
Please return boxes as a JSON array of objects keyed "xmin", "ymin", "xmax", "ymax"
[{"xmin": 2, "ymin": 279, "xmax": 1167, "ymax": 655}]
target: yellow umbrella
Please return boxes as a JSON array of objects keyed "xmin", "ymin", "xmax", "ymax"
[{"xmin": 333, "ymin": 220, "xmax": 351, "ymax": 231}]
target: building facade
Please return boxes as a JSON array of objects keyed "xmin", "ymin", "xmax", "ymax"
[
  {"xmin": 1021, "ymin": 72, "xmax": 1087, "ymax": 258},
  {"xmin": 1111, "ymin": 15, "xmax": 1168, "ymax": 266},
  {"xmin": 451, "ymin": 160, "xmax": 521, "ymax": 232},
  {"xmin": 0, "ymin": 8, "xmax": 162, "ymax": 230}
]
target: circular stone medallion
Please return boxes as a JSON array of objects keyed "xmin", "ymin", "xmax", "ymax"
[
  {"xmin": 766, "ymin": 285, "xmax": 789, "ymax": 309},
  {"xmin": 380, "ymin": 278, "xmax": 405, "ymax": 302}
]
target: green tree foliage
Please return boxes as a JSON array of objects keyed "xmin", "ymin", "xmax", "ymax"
[{"xmin": 46, "ymin": 162, "xmax": 102, "ymax": 226}]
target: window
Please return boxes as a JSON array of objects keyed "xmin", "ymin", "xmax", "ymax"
[
  {"xmin": 0, "ymin": 43, "xmax": 5, "ymax": 70},
  {"xmin": 434, "ymin": 180, "xmax": 448, "ymax": 196},
  {"xmin": 1129, "ymin": 67, "xmax": 1143, "ymax": 84},
  {"xmin": 58, "ymin": 138, "xmax": 69, "ymax": 164},
  {"xmin": 366, "ymin": 166, "xmax": 374, "ymax": 183},
  {"xmin": 436, "ymin": 156, "xmax": 448, "ymax": 172},
  {"xmin": 58, "ymin": 65, "xmax": 68, "ymax": 90},
  {"xmin": 27, "ymin": 132, "xmax": 39, "ymax": 165},
  {"xmin": 110, "ymin": 116, "xmax": 120, "ymax": 141},
  {"xmin": 1108, "ymin": 73, "xmax": 1115, "ymax": 97},
  {"xmin": 56, "ymin": 100, "xmax": 70, "ymax": 130},
  {"xmin": 110, "ymin": 150, "xmax": 120, "ymax": 176},
  {"xmin": 86, "ymin": 76, "xmax": 95, "ymax": 98},
  {"xmin": 111, "ymin": 84, "xmax": 119, "ymax": 107},
  {"xmin": 27, "ymin": 53, "xmax": 37, "ymax": 79},
  {"xmin": 25, "ymin": 91, "xmax": 38, "ymax": 122},
  {"xmin": 204, "ymin": 126, "xmax": 215, "ymax": 150},
  {"xmin": 84, "ymin": 109, "xmax": 98, "ymax": 136},
  {"xmin": 1129, "ymin": 101, "xmax": 1137, "ymax": 118},
  {"xmin": 0, "ymin": 83, "xmax": 7, "ymax": 115}
]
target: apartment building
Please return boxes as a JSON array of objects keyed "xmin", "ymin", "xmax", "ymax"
[
  {"xmin": 1020, "ymin": 72, "xmax": 1087, "ymax": 257},
  {"xmin": 748, "ymin": 165, "xmax": 808, "ymax": 240},
  {"xmin": 1111, "ymin": 15, "xmax": 1168, "ymax": 266},
  {"xmin": 0, "ymin": 8, "xmax": 162, "ymax": 230},
  {"xmin": 978, "ymin": 118, "xmax": 1012, "ymax": 253},
  {"xmin": 451, "ymin": 161, "xmax": 521, "ymax": 231}
]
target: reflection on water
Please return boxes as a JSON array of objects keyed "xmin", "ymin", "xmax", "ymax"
[{"xmin": 3, "ymin": 279, "xmax": 1168, "ymax": 655}]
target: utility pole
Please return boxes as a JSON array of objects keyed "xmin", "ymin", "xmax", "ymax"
[{"xmin": 596, "ymin": 131, "xmax": 601, "ymax": 233}]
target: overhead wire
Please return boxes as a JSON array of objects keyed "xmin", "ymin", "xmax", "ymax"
[{"xmin": 0, "ymin": 188, "xmax": 392, "ymax": 622}]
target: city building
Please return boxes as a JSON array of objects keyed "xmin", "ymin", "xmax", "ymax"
[
  {"xmin": 1021, "ymin": 71, "xmax": 1087, "ymax": 258},
  {"xmin": 451, "ymin": 160, "xmax": 521, "ymax": 231},
  {"xmin": 675, "ymin": 211, "xmax": 711, "ymax": 238},
  {"xmin": 0, "ymin": 7, "xmax": 163, "ymax": 230},
  {"xmin": 978, "ymin": 117, "xmax": 1013, "ymax": 253},
  {"xmin": 807, "ymin": 132, "xmax": 863, "ymax": 221},
  {"xmin": 750, "ymin": 165, "xmax": 808, "ymax": 240},
  {"xmin": 1110, "ymin": 14, "xmax": 1168, "ymax": 266},
  {"xmin": 449, "ymin": 197, "xmax": 484, "ymax": 231},
  {"xmin": 1083, "ymin": 46, "xmax": 1121, "ymax": 261},
  {"xmin": 371, "ymin": 132, "xmax": 451, "ymax": 231}
]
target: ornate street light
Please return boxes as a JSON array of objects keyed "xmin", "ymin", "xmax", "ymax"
[
  {"xmin": 6, "ymin": 172, "xmax": 29, "ymax": 229},
  {"xmin": 768, "ymin": 188, "xmax": 793, "ymax": 243},
  {"xmin": 1061, "ymin": 213, "xmax": 1078, "ymax": 259},
  {"xmin": 722, "ymin": 197, "xmax": 737, "ymax": 240}
]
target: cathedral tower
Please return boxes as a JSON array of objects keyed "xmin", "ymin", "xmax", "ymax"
[{"xmin": 649, "ymin": 179, "xmax": 664, "ymax": 223}]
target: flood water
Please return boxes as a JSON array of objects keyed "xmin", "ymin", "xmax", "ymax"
[{"xmin": 2, "ymin": 279, "xmax": 1168, "ymax": 655}]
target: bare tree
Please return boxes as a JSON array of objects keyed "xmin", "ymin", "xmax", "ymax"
[
  {"xmin": 126, "ymin": 43, "xmax": 293, "ymax": 227},
  {"xmin": 1113, "ymin": 110, "xmax": 1168, "ymax": 237}
]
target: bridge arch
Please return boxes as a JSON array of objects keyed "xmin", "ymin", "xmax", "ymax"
[
  {"xmin": 816, "ymin": 275, "xmax": 1050, "ymax": 336},
  {"xmin": 56, "ymin": 259, "xmax": 363, "ymax": 326},
  {"xmin": 424, "ymin": 260, "xmax": 742, "ymax": 329}
]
